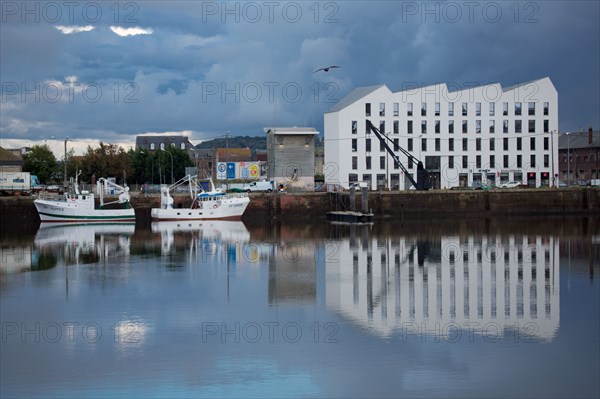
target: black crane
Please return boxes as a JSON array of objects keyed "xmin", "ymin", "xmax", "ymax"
[{"xmin": 365, "ymin": 120, "xmax": 431, "ymax": 191}]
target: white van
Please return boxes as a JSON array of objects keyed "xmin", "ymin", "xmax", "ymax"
[
  {"xmin": 246, "ymin": 180, "xmax": 274, "ymax": 192},
  {"xmin": 348, "ymin": 181, "xmax": 369, "ymax": 190}
]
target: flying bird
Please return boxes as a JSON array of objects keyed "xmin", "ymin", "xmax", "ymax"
[{"xmin": 312, "ymin": 65, "xmax": 341, "ymax": 73}]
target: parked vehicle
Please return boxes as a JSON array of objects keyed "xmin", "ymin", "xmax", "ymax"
[
  {"xmin": 245, "ymin": 180, "xmax": 274, "ymax": 192},
  {"xmin": 0, "ymin": 172, "xmax": 39, "ymax": 195},
  {"xmin": 499, "ymin": 181, "xmax": 522, "ymax": 189}
]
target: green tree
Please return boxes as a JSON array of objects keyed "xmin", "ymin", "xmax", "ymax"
[
  {"xmin": 23, "ymin": 144, "xmax": 57, "ymax": 183},
  {"xmin": 79, "ymin": 142, "xmax": 132, "ymax": 184}
]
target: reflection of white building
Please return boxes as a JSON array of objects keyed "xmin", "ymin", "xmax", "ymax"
[{"xmin": 326, "ymin": 233, "xmax": 560, "ymax": 340}]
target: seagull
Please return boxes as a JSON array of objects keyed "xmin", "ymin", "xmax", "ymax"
[{"xmin": 312, "ymin": 65, "xmax": 341, "ymax": 73}]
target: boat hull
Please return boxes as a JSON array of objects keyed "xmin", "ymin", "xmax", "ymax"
[
  {"xmin": 34, "ymin": 199, "xmax": 136, "ymax": 222},
  {"xmin": 151, "ymin": 196, "xmax": 249, "ymax": 221}
]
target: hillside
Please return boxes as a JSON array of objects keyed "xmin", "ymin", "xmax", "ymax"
[{"xmin": 195, "ymin": 136, "xmax": 266, "ymax": 150}]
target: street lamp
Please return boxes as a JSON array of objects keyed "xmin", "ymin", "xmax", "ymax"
[
  {"xmin": 162, "ymin": 147, "xmax": 174, "ymax": 184},
  {"xmin": 63, "ymin": 137, "xmax": 70, "ymax": 189},
  {"xmin": 566, "ymin": 132, "xmax": 571, "ymax": 187}
]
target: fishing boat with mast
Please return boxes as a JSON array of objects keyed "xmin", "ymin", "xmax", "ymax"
[
  {"xmin": 34, "ymin": 171, "xmax": 136, "ymax": 223},
  {"xmin": 150, "ymin": 175, "xmax": 249, "ymax": 221}
]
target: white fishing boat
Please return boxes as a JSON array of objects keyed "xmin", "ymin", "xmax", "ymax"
[
  {"xmin": 34, "ymin": 172, "xmax": 135, "ymax": 223},
  {"xmin": 150, "ymin": 175, "xmax": 249, "ymax": 221}
]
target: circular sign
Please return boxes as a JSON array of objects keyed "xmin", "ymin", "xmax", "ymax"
[{"xmin": 218, "ymin": 163, "xmax": 226, "ymax": 172}]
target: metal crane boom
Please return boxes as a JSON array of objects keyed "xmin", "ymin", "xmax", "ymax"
[{"xmin": 365, "ymin": 120, "xmax": 431, "ymax": 190}]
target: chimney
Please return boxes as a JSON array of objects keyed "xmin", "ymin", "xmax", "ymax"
[{"xmin": 589, "ymin": 127, "xmax": 593, "ymax": 145}]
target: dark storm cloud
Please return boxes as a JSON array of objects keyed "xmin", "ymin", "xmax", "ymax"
[{"xmin": 1, "ymin": 1, "xmax": 598, "ymax": 151}]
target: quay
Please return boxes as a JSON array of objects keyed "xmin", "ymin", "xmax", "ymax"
[{"xmin": 1, "ymin": 188, "xmax": 599, "ymax": 226}]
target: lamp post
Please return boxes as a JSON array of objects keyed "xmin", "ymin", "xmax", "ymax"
[
  {"xmin": 63, "ymin": 137, "xmax": 70, "ymax": 189},
  {"xmin": 566, "ymin": 132, "xmax": 571, "ymax": 187},
  {"xmin": 162, "ymin": 148, "xmax": 174, "ymax": 184}
]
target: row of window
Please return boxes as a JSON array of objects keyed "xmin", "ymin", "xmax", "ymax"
[
  {"xmin": 352, "ymin": 137, "xmax": 550, "ymax": 153},
  {"xmin": 352, "ymin": 119, "xmax": 551, "ymax": 135},
  {"xmin": 352, "ymin": 154, "xmax": 551, "ymax": 170},
  {"xmin": 148, "ymin": 142, "xmax": 187, "ymax": 150},
  {"xmin": 366, "ymin": 101, "xmax": 550, "ymax": 117}
]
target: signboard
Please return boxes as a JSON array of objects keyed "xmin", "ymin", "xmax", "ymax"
[
  {"xmin": 227, "ymin": 162, "xmax": 236, "ymax": 179},
  {"xmin": 249, "ymin": 164, "xmax": 259, "ymax": 178},
  {"xmin": 217, "ymin": 162, "xmax": 227, "ymax": 179}
]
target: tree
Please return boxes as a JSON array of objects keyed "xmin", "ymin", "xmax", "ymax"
[
  {"xmin": 23, "ymin": 144, "xmax": 57, "ymax": 183},
  {"xmin": 78, "ymin": 142, "xmax": 132, "ymax": 184}
]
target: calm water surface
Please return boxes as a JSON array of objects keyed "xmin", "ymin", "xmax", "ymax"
[{"xmin": 1, "ymin": 217, "xmax": 599, "ymax": 398}]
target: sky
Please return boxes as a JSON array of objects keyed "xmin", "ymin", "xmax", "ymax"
[{"xmin": 1, "ymin": 0, "xmax": 599, "ymax": 156}]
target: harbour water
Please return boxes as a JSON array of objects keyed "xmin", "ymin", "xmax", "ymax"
[{"xmin": 1, "ymin": 217, "xmax": 598, "ymax": 398}]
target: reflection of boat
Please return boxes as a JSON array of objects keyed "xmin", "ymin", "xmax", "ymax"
[
  {"xmin": 151, "ymin": 220, "xmax": 250, "ymax": 242},
  {"xmin": 35, "ymin": 222, "xmax": 135, "ymax": 264},
  {"xmin": 34, "ymin": 172, "xmax": 135, "ymax": 222},
  {"xmin": 150, "ymin": 175, "xmax": 249, "ymax": 221}
]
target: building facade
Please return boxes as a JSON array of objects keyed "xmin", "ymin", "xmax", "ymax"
[
  {"xmin": 324, "ymin": 78, "xmax": 558, "ymax": 189},
  {"xmin": 265, "ymin": 127, "xmax": 319, "ymax": 190},
  {"xmin": 558, "ymin": 128, "xmax": 599, "ymax": 184}
]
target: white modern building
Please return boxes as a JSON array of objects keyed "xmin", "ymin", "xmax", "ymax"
[{"xmin": 324, "ymin": 77, "xmax": 558, "ymax": 189}]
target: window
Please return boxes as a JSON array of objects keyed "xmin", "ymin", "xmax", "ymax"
[
  {"xmin": 393, "ymin": 102, "xmax": 399, "ymax": 116},
  {"xmin": 408, "ymin": 158, "xmax": 414, "ymax": 169},
  {"xmin": 365, "ymin": 103, "xmax": 371, "ymax": 116},
  {"xmin": 530, "ymin": 154, "xmax": 536, "ymax": 168},
  {"xmin": 160, "ymin": 143, "xmax": 165, "ymax": 150},
  {"xmin": 462, "ymin": 120, "xmax": 468, "ymax": 133},
  {"xmin": 503, "ymin": 102, "xmax": 508, "ymax": 116},
  {"xmin": 543, "ymin": 120, "xmax": 549, "ymax": 133},
  {"xmin": 380, "ymin": 139, "xmax": 386, "ymax": 152},
  {"xmin": 516, "ymin": 137, "xmax": 522, "ymax": 151},
  {"xmin": 476, "ymin": 120, "xmax": 481, "ymax": 133},
  {"xmin": 435, "ymin": 120, "xmax": 440, "ymax": 134},
  {"xmin": 435, "ymin": 102, "xmax": 440, "ymax": 116},
  {"xmin": 544, "ymin": 154, "xmax": 549, "ymax": 168},
  {"xmin": 515, "ymin": 102, "xmax": 522, "ymax": 116},
  {"xmin": 543, "ymin": 137, "xmax": 549, "ymax": 150},
  {"xmin": 449, "ymin": 120, "xmax": 454, "ymax": 134},
  {"xmin": 530, "ymin": 137, "xmax": 536, "ymax": 151},
  {"xmin": 543, "ymin": 102, "xmax": 549, "ymax": 115},
  {"xmin": 421, "ymin": 121, "xmax": 427, "ymax": 134},
  {"xmin": 462, "ymin": 102, "xmax": 468, "ymax": 116},
  {"xmin": 476, "ymin": 138, "xmax": 481, "ymax": 151},
  {"xmin": 503, "ymin": 120, "xmax": 509, "ymax": 133},
  {"xmin": 352, "ymin": 121, "xmax": 357, "ymax": 134},
  {"xmin": 503, "ymin": 137, "xmax": 509, "ymax": 151},
  {"xmin": 515, "ymin": 120, "xmax": 522, "ymax": 133},
  {"xmin": 150, "ymin": 143, "xmax": 155, "ymax": 150},
  {"xmin": 489, "ymin": 155, "xmax": 495, "ymax": 168},
  {"xmin": 476, "ymin": 102, "xmax": 481, "ymax": 116},
  {"xmin": 435, "ymin": 138, "xmax": 441, "ymax": 151},
  {"xmin": 517, "ymin": 155, "xmax": 522, "ymax": 168},
  {"xmin": 476, "ymin": 155, "xmax": 481, "ymax": 168},
  {"xmin": 393, "ymin": 138, "xmax": 399, "ymax": 151},
  {"xmin": 448, "ymin": 102, "xmax": 454, "ymax": 116},
  {"xmin": 352, "ymin": 156, "xmax": 357, "ymax": 169},
  {"xmin": 380, "ymin": 156, "xmax": 385, "ymax": 169},
  {"xmin": 181, "ymin": 142, "xmax": 186, "ymax": 150},
  {"xmin": 393, "ymin": 120, "xmax": 399, "ymax": 134},
  {"xmin": 489, "ymin": 102, "xmax": 495, "ymax": 116},
  {"xmin": 407, "ymin": 103, "xmax": 413, "ymax": 116},
  {"xmin": 462, "ymin": 138, "xmax": 468, "ymax": 151},
  {"xmin": 379, "ymin": 103, "xmax": 385, "ymax": 116},
  {"xmin": 449, "ymin": 156, "xmax": 454, "ymax": 168},
  {"xmin": 421, "ymin": 138, "xmax": 427, "ymax": 152},
  {"xmin": 489, "ymin": 138, "xmax": 495, "ymax": 151},
  {"xmin": 449, "ymin": 138, "xmax": 454, "ymax": 151},
  {"xmin": 380, "ymin": 121, "xmax": 385, "ymax": 134},
  {"xmin": 407, "ymin": 121, "xmax": 413, "ymax": 134},
  {"xmin": 421, "ymin": 102, "xmax": 427, "ymax": 116},
  {"xmin": 365, "ymin": 122, "xmax": 370, "ymax": 135},
  {"xmin": 366, "ymin": 156, "xmax": 371, "ymax": 170},
  {"xmin": 528, "ymin": 120, "xmax": 535, "ymax": 133},
  {"xmin": 489, "ymin": 120, "xmax": 495, "ymax": 133},
  {"xmin": 365, "ymin": 138, "xmax": 371, "ymax": 152},
  {"xmin": 528, "ymin": 102, "xmax": 535, "ymax": 116},
  {"xmin": 407, "ymin": 138, "xmax": 413, "ymax": 152},
  {"xmin": 352, "ymin": 139, "xmax": 357, "ymax": 152},
  {"xmin": 503, "ymin": 154, "xmax": 509, "ymax": 168},
  {"xmin": 462, "ymin": 155, "xmax": 468, "ymax": 168}
]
